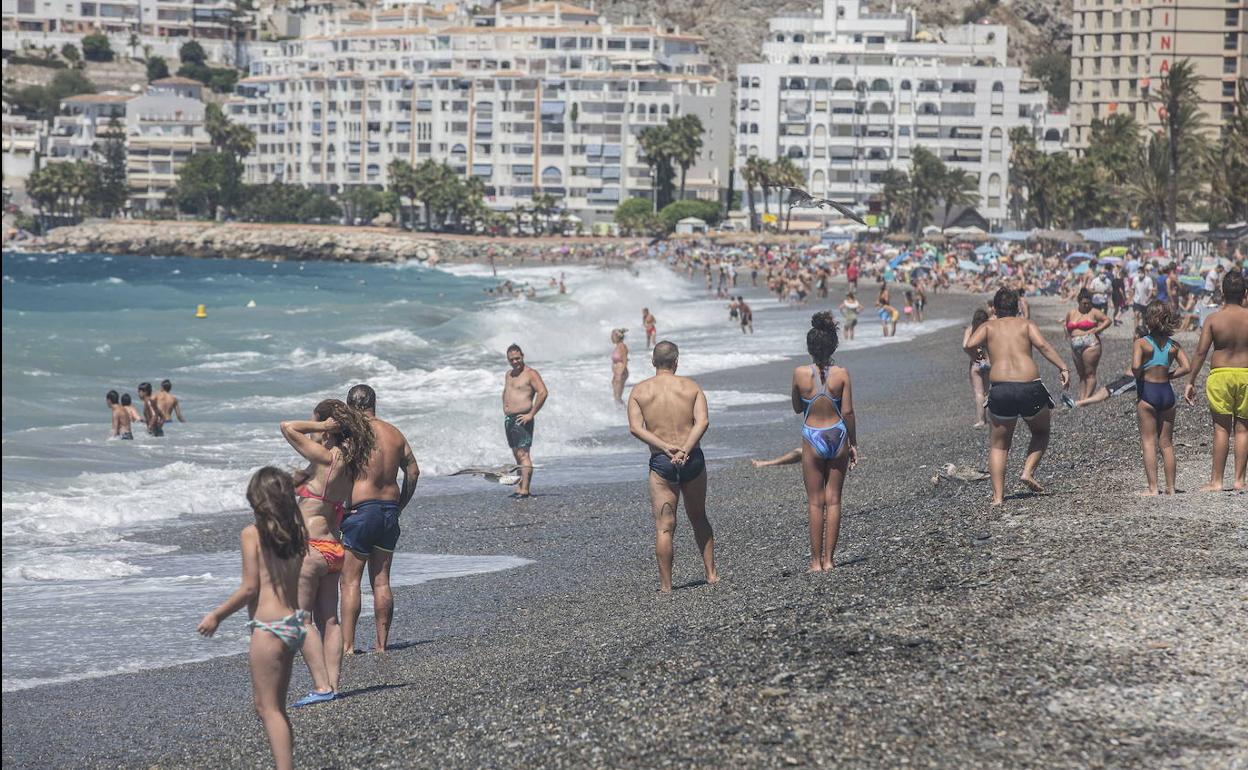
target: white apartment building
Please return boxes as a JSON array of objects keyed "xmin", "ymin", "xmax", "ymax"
[
  {"xmin": 2, "ymin": 102, "xmax": 46, "ymax": 187},
  {"xmin": 228, "ymin": 1, "xmax": 732, "ymax": 223},
  {"xmin": 2, "ymin": 0, "xmax": 246, "ymax": 64},
  {"xmin": 736, "ymin": 0, "xmax": 1065, "ymax": 229},
  {"xmin": 44, "ymin": 78, "xmax": 209, "ymax": 210}
]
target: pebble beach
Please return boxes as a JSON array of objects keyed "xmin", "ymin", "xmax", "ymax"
[{"xmin": 2, "ymin": 290, "xmax": 1244, "ymax": 769}]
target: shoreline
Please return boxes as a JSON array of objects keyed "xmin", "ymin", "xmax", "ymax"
[{"xmin": 4, "ymin": 287, "xmax": 1243, "ymax": 768}]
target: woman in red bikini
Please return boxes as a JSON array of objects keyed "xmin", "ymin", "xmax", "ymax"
[
  {"xmin": 280, "ymin": 399, "xmax": 375, "ymax": 707},
  {"xmin": 1063, "ymin": 289, "xmax": 1112, "ymax": 402}
]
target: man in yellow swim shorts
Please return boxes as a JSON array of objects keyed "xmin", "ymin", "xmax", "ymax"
[{"xmin": 1184, "ymin": 268, "xmax": 1248, "ymax": 491}]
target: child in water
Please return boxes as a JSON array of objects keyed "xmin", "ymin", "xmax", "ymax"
[
  {"xmin": 1132, "ymin": 301, "xmax": 1191, "ymax": 495},
  {"xmin": 198, "ymin": 467, "xmax": 309, "ymax": 770}
]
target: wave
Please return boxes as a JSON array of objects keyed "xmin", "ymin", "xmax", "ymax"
[{"xmin": 341, "ymin": 329, "xmax": 430, "ymax": 350}]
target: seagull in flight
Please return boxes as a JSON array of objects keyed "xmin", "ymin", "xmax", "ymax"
[{"xmin": 781, "ymin": 187, "xmax": 866, "ymax": 225}]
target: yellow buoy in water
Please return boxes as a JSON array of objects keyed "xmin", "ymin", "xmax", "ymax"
[{"xmin": 195, "ymin": 304, "xmax": 207, "ymax": 319}]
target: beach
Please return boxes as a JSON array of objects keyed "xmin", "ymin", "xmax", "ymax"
[{"xmin": 3, "ymin": 280, "xmax": 1244, "ymax": 769}]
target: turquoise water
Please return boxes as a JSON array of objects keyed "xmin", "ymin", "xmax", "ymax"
[{"xmin": 1, "ymin": 249, "xmax": 951, "ymax": 690}]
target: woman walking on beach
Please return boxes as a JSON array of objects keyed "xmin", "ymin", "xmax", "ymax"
[
  {"xmin": 876, "ymin": 283, "xmax": 898, "ymax": 337},
  {"xmin": 962, "ymin": 308, "xmax": 992, "ymax": 427},
  {"xmin": 1063, "ymin": 289, "xmax": 1112, "ymax": 401},
  {"xmin": 840, "ymin": 292, "xmax": 861, "ymax": 341},
  {"xmin": 964, "ymin": 288, "xmax": 1070, "ymax": 505},
  {"xmin": 610, "ymin": 328, "xmax": 630, "ymax": 405},
  {"xmin": 198, "ymin": 467, "xmax": 308, "ymax": 770},
  {"xmin": 280, "ymin": 399, "xmax": 375, "ymax": 706},
  {"xmin": 792, "ymin": 312, "xmax": 857, "ymax": 572},
  {"xmin": 1132, "ymin": 301, "xmax": 1191, "ymax": 495}
]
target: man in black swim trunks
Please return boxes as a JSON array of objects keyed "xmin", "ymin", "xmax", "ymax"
[
  {"xmin": 627, "ymin": 341, "xmax": 718, "ymax": 593},
  {"xmin": 137, "ymin": 382, "xmax": 165, "ymax": 437},
  {"xmin": 502, "ymin": 344, "xmax": 548, "ymax": 498}
]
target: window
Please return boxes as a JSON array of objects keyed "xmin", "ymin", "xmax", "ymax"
[
  {"xmin": 1224, "ymin": 81, "xmax": 1235, "ymax": 98},
  {"xmin": 1227, "ymin": 10, "xmax": 1239, "ymax": 26},
  {"xmin": 1226, "ymin": 57, "xmax": 1238, "ymax": 74},
  {"xmin": 1224, "ymin": 33, "xmax": 1239, "ymax": 51}
]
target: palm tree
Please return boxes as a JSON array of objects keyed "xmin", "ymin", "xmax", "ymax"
[
  {"xmin": 769, "ymin": 157, "xmax": 804, "ymax": 231},
  {"xmin": 638, "ymin": 125, "xmax": 676, "ymax": 210},
  {"xmin": 1208, "ymin": 80, "xmax": 1248, "ymax": 225},
  {"xmin": 1151, "ymin": 59, "xmax": 1208, "ymax": 237},
  {"xmin": 386, "ymin": 160, "xmax": 415, "ymax": 229},
  {"xmin": 1122, "ymin": 133, "xmax": 1172, "ymax": 236},
  {"xmin": 937, "ymin": 167, "xmax": 980, "ymax": 231},
  {"xmin": 742, "ymin": 156, "xmax": 767, "ymax": 231},
  {"xmin": 668, "ymin": 114, "xmax": 704, "ymax": 200},
  {"xmin": 757, "ymin": 159, "xmax": 775, "ymax": 228}
]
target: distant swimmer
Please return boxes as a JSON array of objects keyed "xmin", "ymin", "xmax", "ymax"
[
  {"xmin": 642, "ymin": 308, "xmax": 657, "ymax": 349},
  {"xmin": 106, "ymin": 390, "xmax": 133, "ymax": 439},
  {"xmin": 610, "ymin": 329, "xmax": 629, "ymax": 405},
  {"xmin": 137, "ymin": 382, "xmax": 165, "ymax": 437},
  {"xmin": 154, "ymin": 379, "xmax": 185, "ymax": 424},
  {"xmin": 627, "ymin": 341, "xmax": 717, "ymax": 593},
  {"xmin": 1183, "ymin": 268, "xmax": 1248, "ymax": 491},
  {"xmin": 502, "ymin": 344, "xmax": 548, "ymax": 499},
  {"xmin": 341, "ymin": 384, "xmax": 420, "ymax": 655},
  {"xmin": 738, "ymin": 296, "xmax": 754, "ymax": 334},
  {"xmin": 963, "ymin": 288, "xmax": 1070, "ymax": 505},
  {"xmin": 280, "ymin": 399, "xmax": 376, "ymax": 706},
  {"xmin": 1132, "ymin": 301, "xmax": 1191, "ymax": 495},
  {"xmin": 792, "ymin": 312, "xmax": 857, "ymax": 572},
  {"xmin": 198, "ymin": 467, "xmax": 308, "ymax": 770}
]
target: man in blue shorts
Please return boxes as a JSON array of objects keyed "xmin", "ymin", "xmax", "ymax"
[{"xmin": 340, "ymin": 384, "xmax": 420, "ymax": 654}]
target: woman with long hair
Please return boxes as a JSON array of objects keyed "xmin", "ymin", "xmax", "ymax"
[
  {"xmin": 962, "ymin": 308, "xmax": 992, "ymax": 427},
  {"xmin": 198, "ymin": 467, "xmax": 308, "ymax": 770},
  {"xmin": 610, "ymin": 328, "xmax": 629, "ymax": 405},
  {"xmin": 279, "ymin": 398, "xmax": 375, "ymax": 706},
  {"xmin": 1063, "ymin": 288, "xmax": 1112, "ymax": 401},
  {"xmin": 1133, "ymin": 301, "xmax": 1191, "ymax": 495},
  {"xmin": 791, "ymin": 312, "xmax": 858, "ymax": 572}
]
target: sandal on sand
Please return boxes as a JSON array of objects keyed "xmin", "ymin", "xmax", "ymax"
[{"xmin": 292, "ymin": 690, "xmax": 336, "ymax": 708}]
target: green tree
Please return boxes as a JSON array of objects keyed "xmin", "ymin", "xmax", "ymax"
[
  {"xmin": 1030, "ymin": 52, "xmax": 1070, "ymax": 110},
  {"xmin": 96, "ymin": 116, "xmax": 128, "ymax": 217},
  {"xmin": 615, "ymin": 196, "xmax": 661, "ymax": 235},
  {"xmin": 902, "ymin": 146, "xmax": 945, "ymax": 234},
  {"xmin": 667, "ymin": 113, "xmax": 704, "ymax": 200},
  {"xmin": 81, "ymin": 33, "xmax": 113, "ymax": 62},
  {"xmin": 340, "ymin": 186, "xmax": 389, "ymax": 224},
  {"xmin": 204, "ymin": 103, "xmax": 255, "ymax": 160},
  {"xmin": 658, "ymin": 199, "xmax": 721, "ymax": 232},
  {"xmin": 8, "ymin": 69, "xmax": 96, "ymax": 121},
  {"xmin": 638, "ymin": 125, "xmax": 676, "ymax": 210},
  {"xmin": 171, "ymin": 152, "xmax": 244, "ymax": 219},
  {"xmin": 936, "ymin": 166, "xmax": 980, "ymax": 231},
  {"xmin": 1123, "ymin": 133, "xmax": 1175, "ymax": 236},
  {"xmin": 1152, "ymin": 59, "xmax": 1208, "ymax": 236},
  {"xmin": 1208, "ymin": 80, "xmax": 1248, "ymax": 225},
  {"xmin": 530, "ymin": 192, "xmax": 560, "ymax": 235},
  {"xmin": 146, "ymin": 56, "xmax": 170, "ymax": 82},
  {"xmin": 769, "ymin": 157, "xmax": 804, "ymax": 231},
  {"xmin": 60, "ymin": 43, "xmax": 80, "ymax": 65},
  {"xmin": 1084, "ymin": 114, "xmax": 1141, "ymax": 186},
  {"xmin": 879, "ymin": 168, "xmax": 910, "ymax": 232},
  {"xmin": 208, "ymin": 68, "xmax": 238, "ymax": 93},
  {"xmin": 179, "ymin": 40, "xmax": 207, "ymax": 66},
  {"xmin": 386, "ymin": 159, "xmax": 417, "ymax": 228},
  {"xmin": 741, "ymin": 156, "xmax": 767, "ymax": 231}
]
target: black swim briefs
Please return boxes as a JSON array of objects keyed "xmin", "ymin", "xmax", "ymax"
[{"xmin": 649, "ymin": 446, "xmax": 706, "ymax": 485}]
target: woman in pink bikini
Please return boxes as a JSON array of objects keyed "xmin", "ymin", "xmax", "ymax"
[
  {"xmin": 279, "ymin": 398, "xmax": 374, "ymax": 706},
  {"xmin": 1063, "ymin": 289, "xmax": 1112, "ymax": 402}
]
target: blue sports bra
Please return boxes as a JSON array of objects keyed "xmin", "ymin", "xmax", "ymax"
[{"xmin": 1142, "ymin": 335, "xmax": 1172, "ymax": 370}]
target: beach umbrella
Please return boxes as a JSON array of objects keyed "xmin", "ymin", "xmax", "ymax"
[
  {"xmin": 1065, "ymin": 251, "xmax": 1094, "ymax": 262},
  {"xmin": 1071, "ymin": 262, "xmax": 1091, "ymax": 275},
  {"xmin": 973, "ymin": 244, "xmax": 997, "ymax": 256},
  {"xmin": 1097, "ymin": 256, "xmax": 1124, "ymax": 266},
  {"xmin": 1177, "ymin": 275, "xmax": 1204, "ymax": 289},
  {"xmin": 957, "ymin": 259, "xmax": 983, "ymax": 273},
  {"xmin": 1099, "ymin": 246, "xmax": 1128, "ymax": 258}
]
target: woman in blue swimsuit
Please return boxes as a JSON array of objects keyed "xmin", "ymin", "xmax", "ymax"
[{"xmin": 791, "ymin": 311, "xmax": 858, "ymax": 573}]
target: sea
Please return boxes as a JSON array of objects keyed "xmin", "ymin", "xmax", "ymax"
[{"xmin": 1, "ymin": 249, "xmax": 954, "ymax": 692}]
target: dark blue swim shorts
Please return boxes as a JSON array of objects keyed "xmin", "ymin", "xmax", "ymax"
[{"xmin": 341, "ymin": 499, "xmax": 401, "ymax": 555}]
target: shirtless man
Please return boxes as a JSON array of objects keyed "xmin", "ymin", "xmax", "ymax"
[
  {"xmin": 642, "ymin": 308, "xmax": 657, "ymax": 349},
  {"xmin": 120, "ymin": 393, "xmax": 142, "ymax": 425},
  {"xmin": 627, "ymin": 341, "xmax": 718, "ymax": 593},
  {"xmin": 137, "ymin": 382, "xmax": 165, "ymax": 437},
  {"xmin": 340, "ymin": 384, "xmax": 420, "ymax": 653},
  {"xmin": 106, "ymin": 390, "xmax": 133, "ymax": 439},
  {"xmin": 738, "ymin": 297, "xmax": 754, "ymax": 334},
  {"xmin": 1183, "ymin": 269, "xmax": 1248, "ymax": 491},
  {"xmin": 502, "ymin": 344, "xmax": 548, "ymax": 498},
  {"xmin": 963, "ymin": 288, "xmax": 1071, "ymax": 505},
  {"xmin": 153, "ymin": 379, "xmax": 185, "ymax": 425}
]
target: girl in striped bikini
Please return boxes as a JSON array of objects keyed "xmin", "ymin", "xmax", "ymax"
[{"xmin": 198, "ymin": 467, "xmax": 309, "ymax": 770}]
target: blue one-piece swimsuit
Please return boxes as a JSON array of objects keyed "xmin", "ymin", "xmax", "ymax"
[{"xmin": 801, "ymin": 364, "xmax": 848, "ymax": 459}]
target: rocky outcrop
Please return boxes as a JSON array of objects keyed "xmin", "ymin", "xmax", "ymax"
[{"xmin": 31, "ymin": 220, "xmax": 649, "ymax": 264}]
